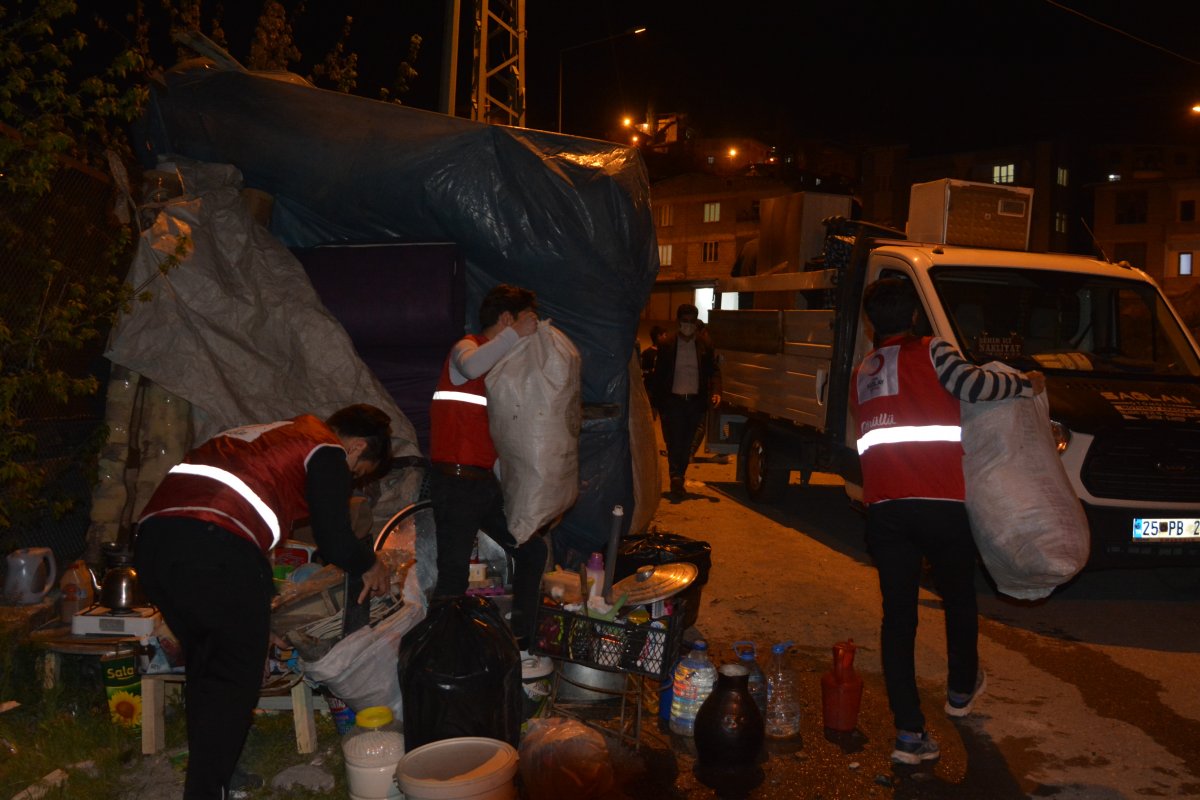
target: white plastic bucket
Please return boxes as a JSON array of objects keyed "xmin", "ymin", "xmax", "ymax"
[{"xmin": 395, "ymin": 737, "xmax": 518, "ymax": 800}]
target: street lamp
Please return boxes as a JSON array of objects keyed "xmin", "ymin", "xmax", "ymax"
[{"xmin": 557, "ymin": 26, "xmax": 646, "ymax": 133}]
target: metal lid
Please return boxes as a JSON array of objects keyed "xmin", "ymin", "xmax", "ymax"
[{"xmin": 611, "ymin": 562, "xmax": 698, "ymax": 605}]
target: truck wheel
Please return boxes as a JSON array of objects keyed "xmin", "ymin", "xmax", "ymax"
[{"xmin": 743, "ymin": 428, "xmax": 789, "ymax": 503}]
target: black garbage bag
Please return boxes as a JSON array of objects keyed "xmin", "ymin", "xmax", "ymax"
[
  {"xmin": 614, "ymin": 531, "xmax": 712, "ymax": 629},
  {"xmin": 397, "ymin": 595, "xmax": 522, "ymax": 749}
]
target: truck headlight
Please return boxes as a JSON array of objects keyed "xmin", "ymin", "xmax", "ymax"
[{"xmin": 1049, "ymin": 420, "xmax": 1071, "ymax": 454}]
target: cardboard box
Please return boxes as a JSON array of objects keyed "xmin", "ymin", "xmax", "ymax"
[{"xmin": 907, "ymin": 179, "xmax": 1033, "ymax": 250}]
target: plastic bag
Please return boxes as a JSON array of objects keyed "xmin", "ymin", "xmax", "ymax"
[
  {"xmin": 486, "ymin": 321, "xmax": 582, "ymax": 543},
  {"xmin": 519, "ymin": 717, "xmax": 614, "ymax": 800},
  {"xmin": 397, "ymin": 596, "xmax": 522, "ymax": 749},
  {"xmin": 961, "ymin": 374, "xmax": 1089, "ymax": 600},
  {"xmin": 299, "ymin": 566, "xmax": 426, "ymax": 721}
]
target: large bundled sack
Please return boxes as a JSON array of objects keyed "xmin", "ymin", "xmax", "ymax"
[
  {"xmin": 486, "ymin": 321, "xmax": 582, "ymax": 543},
  {"xmin": 961, "ymin": 373, "xmax": 1089, "ymax": 600}
]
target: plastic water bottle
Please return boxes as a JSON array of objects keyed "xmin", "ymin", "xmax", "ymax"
[
  {"xmin": 585, "ymin": 552, "xmax": 605, "ymax": 601},
  {"xmin": 669, "ymin": 640, "xmax": 717, "ymax": 736},
  {"xmin": 765, "ymin": 641, "xmax": 801, "ymax": 738},
  {"xmin": 733, "ymin": 641, "xmax": 767, "ymax": 714}
]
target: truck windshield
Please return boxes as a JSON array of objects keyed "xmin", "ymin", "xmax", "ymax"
[{"xmin": 930, "ymin": 267, "xmax": 1200, "ymax": 379}]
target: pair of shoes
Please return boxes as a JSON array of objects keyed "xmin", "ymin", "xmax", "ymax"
[
  {"xmin": 519, "ymin": 650, "xmax": 553, "ymax": 679},
  {"xmin": 891, "ymin": 730, "xmax": 940, "ymax": 764},
  {"xmin": 945, "ymin": 668, "xmax": 987, "ymax": 717}
]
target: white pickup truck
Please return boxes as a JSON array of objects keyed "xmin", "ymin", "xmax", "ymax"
[{"xmin": 706, "ymin": 180, "xmax": 1200, "ymax": 567}]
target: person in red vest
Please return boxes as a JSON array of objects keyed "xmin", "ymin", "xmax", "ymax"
[
  {"xmin": 428, "ymin": 283, "xmax": 548, "ymax": 666},
  {"xmin": 850, "ymin": 278, "xmax": 1044, "ymax": 766},
  {"xmin": 133, "ymin": 404, "xmax": 394, "ymax": 799}
]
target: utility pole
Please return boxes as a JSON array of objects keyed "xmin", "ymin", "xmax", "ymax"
[
  {"xmin": 470, "ymin": 0, "xmax": 525, "ymax": 126},
  {"xmin": 439, "ymin": 0, "xmax": 461, "ymax": 116}
]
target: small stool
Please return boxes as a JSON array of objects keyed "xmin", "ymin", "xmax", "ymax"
[{"xmin": 141, "ymin": 672, "xmax": 327, "ymax": 755}]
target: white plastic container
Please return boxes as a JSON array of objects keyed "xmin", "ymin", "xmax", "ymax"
[
  {"xmin": 395, "ymin": 737, "xmax": 518, "ymax": 800},
  {"xmin": 343, "ymin": 706, "xmax": 405, "ymax": 800}
]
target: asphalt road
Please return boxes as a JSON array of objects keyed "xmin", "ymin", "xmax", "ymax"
[{"xmin": 631, "ymin": 454, "xmax": 1200, "ymax": 799}]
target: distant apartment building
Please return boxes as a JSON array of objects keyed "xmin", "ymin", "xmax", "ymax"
[
  {"xmin": 644, "ymin": 173, "xmax": 795, "ymax": 321},
  {"xmin": 1088, "ymin": 144, "xmax": 1200, "ymax": 294}
]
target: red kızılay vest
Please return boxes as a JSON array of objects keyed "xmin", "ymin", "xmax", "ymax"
[
  {"xmin": 429, "ymin": 334, "xmax": 497, "ymax": 469},
  {"xmin": 138, "ymin": 415, "xmax": 343, "ymax": 554},
  {"xmin": 851, "ymin": 335, "xmax": 964, "ymax": 504}
]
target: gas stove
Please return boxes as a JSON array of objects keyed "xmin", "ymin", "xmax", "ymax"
[{"xmin": 71, "ymin": 605, "xmax": 161, "ymax": 637}]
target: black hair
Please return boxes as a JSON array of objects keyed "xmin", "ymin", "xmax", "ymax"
[
  {"xmin": 326, "ymin": 404, "xmax": 392, "ymax": 467},
  {"xmin": 862, "ymin": 278, "xmax": 917, "ymax": 341},
  {"xmin": 649, "ymin": 325, "xmax": 666, "ymax": 342},
  {"xmin": 479, "ymin": 284, "xmax": 537, "ymax": 329},
  {"xmin": 676, "ymin": 303, "xmax": 699, "ymax": 320}
]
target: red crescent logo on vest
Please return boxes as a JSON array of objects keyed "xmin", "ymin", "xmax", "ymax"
[{"xmin": 864, "ymin": 352, "xmax": 886, "ymax": 376}]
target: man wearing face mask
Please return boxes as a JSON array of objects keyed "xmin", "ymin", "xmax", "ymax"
[{"xmin": 650, "ymin": 303, "xmax": 722, "ymax": 501}]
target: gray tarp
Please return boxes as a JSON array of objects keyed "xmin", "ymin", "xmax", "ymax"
[
  {"xmin": 137, "ymin": 66, "xmax": 658, "ymax": 556},
  {"xmin": 106, "ymin": 160, "xmax": 423, "ymax": 524}
]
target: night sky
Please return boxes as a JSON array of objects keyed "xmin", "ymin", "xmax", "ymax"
[{"xmin": 154, "ymin": 1, "xmax": 1200, "ymax": 154}]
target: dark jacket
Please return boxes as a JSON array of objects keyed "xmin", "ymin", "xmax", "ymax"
[{"xmin": 649, "ymin": 330, "xmax": 721, "ymax": 408}]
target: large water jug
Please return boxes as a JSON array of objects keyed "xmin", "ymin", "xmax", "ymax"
[
  {"xmin": 668, "ymin": 640, "xmax": 716, "ymax": 736},
  {"xmin": 765, "ymin": 641, "xmax": 801, "ymax": 738},
  {"xmin": 820, "ymin": 638, "xmax": 864, "ymax": 732}
]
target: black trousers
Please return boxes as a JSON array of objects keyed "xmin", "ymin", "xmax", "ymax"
[
  {"xmin": 865, "ymin": 498, "xmax": 979, "ymax": 734},
  {"xmin": 134, "ymin": 517, "xmax": 274, "ymax": 800},
  {"xmin": 659, "ymin": 393, "xmax": 707, "ymax": 481},
  {"xmin": 429, "ymin": 469, "xmax": 547, "ymax": 650}
]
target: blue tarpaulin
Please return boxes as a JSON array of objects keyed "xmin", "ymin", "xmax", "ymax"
[{"xmin": 137, "ymin": 65, "xmax": 658, "ymax": 559}]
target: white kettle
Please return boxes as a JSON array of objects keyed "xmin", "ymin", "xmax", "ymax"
[{"xmin": 4, "ymin": 547, "xmax": 58, "ymax": 605}]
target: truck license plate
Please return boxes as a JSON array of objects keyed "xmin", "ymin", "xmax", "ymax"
[{"xmin": 1132, "ymin": 518, "xmax": 1200, "ymax": 541}]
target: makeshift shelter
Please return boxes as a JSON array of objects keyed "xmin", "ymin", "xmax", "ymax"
[{"xmin": 110, "ymin": 63, "xmax": 659, "ymax": 559}]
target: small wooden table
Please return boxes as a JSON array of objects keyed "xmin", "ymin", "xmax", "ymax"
[
  {"xmin": 29, "ymin": 625, "xmax": 325, "ymax": 755},
  {"xmin": 27, "ymin": 625, "xmax": 145, "ymax": 690}
]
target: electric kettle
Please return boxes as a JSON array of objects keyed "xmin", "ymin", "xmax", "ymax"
[{"xmin": 4, "ymin": 547, "xmax": 58, "ymax": 605}]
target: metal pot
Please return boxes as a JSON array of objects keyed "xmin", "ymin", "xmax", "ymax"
[
  {"xmin": 99, "ymin": 564, "xmax": 145, "ymax": 612},
  {"xmin": 99, "ymin": 544, "xmax": 145, "ymax": 612}
]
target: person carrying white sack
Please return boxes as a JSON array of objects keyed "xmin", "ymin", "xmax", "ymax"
[
  {"xmin": 428, "ymin": 283, "xmax": 549, "ymax": 669},
  {"xmin": 849, "ymin": 277, "xmax": 1045, "ymax": 766}
]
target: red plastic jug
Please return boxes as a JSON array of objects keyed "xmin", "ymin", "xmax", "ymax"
[{"xmin": 820, "ymin": 639, "xmax": 863, "ymax": 732}]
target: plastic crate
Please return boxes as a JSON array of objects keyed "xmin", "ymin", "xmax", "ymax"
[{"xmin": 531, "ymin": 602, "xmax": 687, "ymax": 682}]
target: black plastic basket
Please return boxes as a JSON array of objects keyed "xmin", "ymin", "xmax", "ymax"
[{"xmin": 531, "ymin": 602, "xmax": 687, "ymax": 682}]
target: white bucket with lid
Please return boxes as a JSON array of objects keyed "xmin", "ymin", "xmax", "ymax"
[{"xmin": 395, "ymin": 737, "xmax": 518, "ymax": 800}]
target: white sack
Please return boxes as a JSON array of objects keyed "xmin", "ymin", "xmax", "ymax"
[
  {"xmin": 301, "ymin": 544, "xmax": 427, "ymax": 720},
  {"xmin": 961, "ymin": 371, "xmax": 1089, "ymax": 600},
  {"xmin": 485, "ymin": 321, "xmax": 582, "ymax": 544}
]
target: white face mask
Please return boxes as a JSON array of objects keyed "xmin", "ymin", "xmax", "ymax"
[{"xmin": 678, "ymin": 322, "xmax": 696, "ymax": 336}]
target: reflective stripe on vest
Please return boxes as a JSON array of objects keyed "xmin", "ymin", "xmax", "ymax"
[
  {"xmin": 431, "ymin": 390, "xmax": 488, "ymax": 406},
  {"xmin": 856, "ymin": 424, "xmax": 962, "ymax": 455},
  {"xmin": 167, "ymin": 463, "xmax": 282, "ymax": 548}
]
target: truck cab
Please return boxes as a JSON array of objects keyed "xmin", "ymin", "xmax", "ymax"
[{"xmin": 707, "ymin": 182, "xmax": 1200, "ymax": 568}]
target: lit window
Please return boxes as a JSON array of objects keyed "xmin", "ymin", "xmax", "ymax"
[
  {"xmin": 1182, "ymin": 252, "xmax": 1194, "ymax": 277},
  {"xmin": 659, "ymin": 204, "xmax": 674, "ymax": 226},
  {"xmin": 1055, "ymin": 211, "xmax": 1067, "ymax": 234},
  {"xmin": 1108, "ymin": 173, "xmax": 1121, "ymax": 182},
  {"xmin": 703, "ymin": 202, "xmax": 721, "ymax": 223},
  {"xmin": 703, "ymin": 241, "xmax": 719, "ymax": 262},
  {"xmin": 1056, "ymin": 167, "xmax": 1069, "ymax": 187},
  {"xmin": 707, "ymin": 155, "xmax": 715, "ymax": 165},
  {"xmin": 658, "ymin": 244, "xmax": 673, "ymax": 266},
  {"xmin": 993, "ymin": 164, "xmax": 1015, "ymax": 184}
]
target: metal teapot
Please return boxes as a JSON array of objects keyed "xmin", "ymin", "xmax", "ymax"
[
  {"xmin": 99, "ymin": 543, "xmax": 145, "ymax": 613},
  {"xmin": 4, "ymin": 547, "xmax": 58, "ymax": 605}
]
